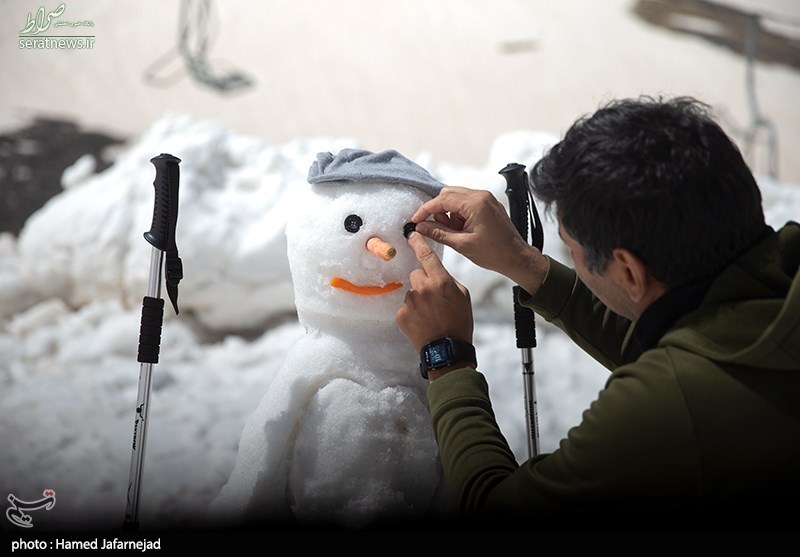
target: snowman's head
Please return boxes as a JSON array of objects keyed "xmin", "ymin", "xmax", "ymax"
[{"xmin": 287, "ymin": 149, "xmax": 445, "ymax": 328}]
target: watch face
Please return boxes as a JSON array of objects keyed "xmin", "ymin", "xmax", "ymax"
[{"xmin": 427, "ymin": 340, "xmax": 451, "ymax": 367}]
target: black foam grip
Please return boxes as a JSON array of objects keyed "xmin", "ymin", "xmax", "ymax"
[
  {"xmin": 144, "ymin": 154, "xmax": 181, "ymax": 251},
  {"xmin": 512, "ymin": 286, "xmax": 537, "ymax": 349},
  {"xmin": 137, "ymin": 296, "xmax": 165, "ymax": 363},
  {"xmin": 500, "ymin": 163, "xmax": 529, "ymax": 243}
]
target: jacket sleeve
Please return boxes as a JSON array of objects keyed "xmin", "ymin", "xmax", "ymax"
[
  {"xmin": 427, "ymin": 256, "xmax": 701, "ymax": 517},
  {"xmin": 427, "ymin": 355, "xmax": 703, "ymax": 517},
  {"xmin": 520, "ymin": 257, "xmax": 642, "ymax": 370}
]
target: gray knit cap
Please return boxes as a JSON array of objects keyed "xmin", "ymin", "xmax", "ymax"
[{"xmin": 307, "ymin": 148, "xmax": 443, "ymax": 198}]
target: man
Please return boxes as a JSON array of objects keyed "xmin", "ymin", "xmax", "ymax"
[{"xmin": 395, "ymin": 96, "xmax": 800, "ymax": 530}]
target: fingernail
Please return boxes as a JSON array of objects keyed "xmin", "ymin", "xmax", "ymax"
[{"xmin": 414, "ymin": 222, "xmax": 429, "ymax": 235}]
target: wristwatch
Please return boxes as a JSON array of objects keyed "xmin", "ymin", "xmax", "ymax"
[{"xmin": 419, "ymin": 337, "xmax": 477, "ymax": 380}]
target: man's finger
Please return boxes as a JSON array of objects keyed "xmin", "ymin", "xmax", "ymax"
[
  {"xmin": 411, "ymin": 186, "xmax": 468, "ymax": 223},
  {"xmin": 433, "ymin": 212, "xmax": 453, "ymax": 228},
  {"xmin": 408, "ymin": 267, "xmax": 427, "ymax": 290},
  {"xmin": 406, "ymin": 231, "xmax": 448, "ymax": 278},
  {"xmin": 414, "ymin": 221, "xmax": 458, "ymax": 250}
]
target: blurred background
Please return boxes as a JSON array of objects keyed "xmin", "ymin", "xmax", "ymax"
[
  {"xmin": 2, "ymin": 0, "xmax": 799, "ymax": 235},
  {"xmin": 1, "ymin": 0, "xmax": 799, "ymax": 531}
]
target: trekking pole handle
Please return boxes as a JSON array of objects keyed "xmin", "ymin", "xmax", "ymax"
[
  {"xmin": 500, "ymin": 163, "xmax": 537, "ymax": 350},
  {"xmin": 144, "ymin": 154, "xmax": 181, "ymax": 251},
  {"xmin": 500, "ymin": 163, "xmax": 529, "ymax": 244}
]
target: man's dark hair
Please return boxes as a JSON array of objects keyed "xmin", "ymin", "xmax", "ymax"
[{"xmin": 529, "ymin": 96, "xmax": 766, "ymax": 287}]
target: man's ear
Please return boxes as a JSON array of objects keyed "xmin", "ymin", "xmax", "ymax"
[{"xmin": 609, "ymin": 248, "xmax": 653, "ymax": 304}]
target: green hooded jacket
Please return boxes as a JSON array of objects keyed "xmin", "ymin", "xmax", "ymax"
[{"xmin": 427, "ymin": 222, "xmax": 800, "ymax": 524}]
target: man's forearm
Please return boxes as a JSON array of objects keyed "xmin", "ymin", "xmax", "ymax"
[
  {"xmin": 427, "ymin": 368, "xmax": 519, "ymax": 513},
  {"xmin": 503, "ymin": 244, "xmax": 550, "ymax": 299}
]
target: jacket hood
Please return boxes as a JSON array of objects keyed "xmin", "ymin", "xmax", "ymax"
[{"xmin": 661, "ymin": 222, "xmax": 800, "ymax": 370}]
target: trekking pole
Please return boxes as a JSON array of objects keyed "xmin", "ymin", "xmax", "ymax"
[
  {"xmin": 500, "ymin": 163, "xmax": 544, "ymax": 459},
  {"xmin": 123, "ymin": 153, "xmax": 183, "ymax": 530}
]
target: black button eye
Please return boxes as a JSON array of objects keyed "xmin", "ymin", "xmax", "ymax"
[
  {"xmin": 403, "ymin": 222, "xmax": 416, "ymax": 238},
  {"xmin": 344, "ymin": 214, "xmax": 363, "ymax": 233}
]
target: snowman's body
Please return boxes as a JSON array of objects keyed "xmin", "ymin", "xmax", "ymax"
[{"xmin": 211, "ymin": 151, "xmax": 448, "ymax": 527}]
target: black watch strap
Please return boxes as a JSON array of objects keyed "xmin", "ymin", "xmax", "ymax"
[{"xmin": 419, "ymin": 337, "xmax": 477, "ymax": 380}]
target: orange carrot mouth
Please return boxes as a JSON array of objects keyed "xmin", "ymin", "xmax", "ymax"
[{"xmin": 330, "ymin": 277, "xmax": 403, "ymax": 295}]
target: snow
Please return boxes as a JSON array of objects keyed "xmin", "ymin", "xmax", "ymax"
[{"xmin": 1, "ymin": 114, "xmax": 798, "ymax": 531}]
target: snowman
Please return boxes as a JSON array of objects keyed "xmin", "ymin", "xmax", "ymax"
[{"xmin": 210, "ymin": 148, "xmax": 451, "ymax": 528}]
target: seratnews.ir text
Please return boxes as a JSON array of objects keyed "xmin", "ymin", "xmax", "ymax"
[{"xmin": 19, "ymin": 36, "xmax": 95, "ymax": 49}]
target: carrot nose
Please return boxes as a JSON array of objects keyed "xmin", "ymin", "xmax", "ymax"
[{"xmin": 366, "ymin": 236, "xmax": 396, "ymax": 261}]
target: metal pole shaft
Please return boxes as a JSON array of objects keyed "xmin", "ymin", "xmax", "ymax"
[
  {"xmin": 521, "ymin": 348, "xmax": 539, "ymax": 458},
  {"xmin": 500, "ymin": 163, "xmax": 542, "ymax": 461},
  {"xmin": 124, "ymin": 247, "xmax": 164, "ymax": 528}
]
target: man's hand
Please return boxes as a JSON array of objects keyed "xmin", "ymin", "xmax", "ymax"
[
  {"xmin": 411, "ymin": 186, "xmax": 549, "ymax": 297},
  {"xmin": 396, "ymin": 232, "xmax": 473, "ymax": 353}
]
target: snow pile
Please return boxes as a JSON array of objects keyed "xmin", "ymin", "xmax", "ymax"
[
  {"xmin": 9, "ymin": 115, "xmax": 352, "ymax": 332},
  {"xmin": 1, "ymin": 114, "xmax": 796, "ymax": 531}
]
